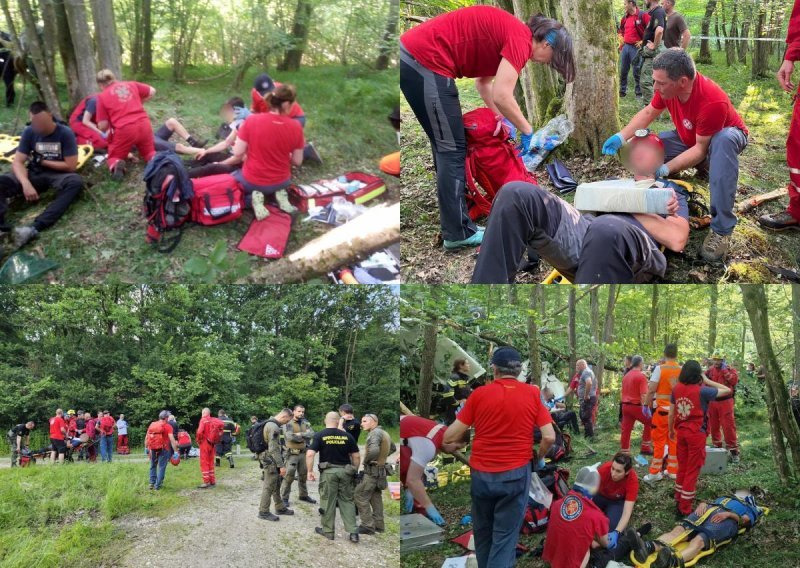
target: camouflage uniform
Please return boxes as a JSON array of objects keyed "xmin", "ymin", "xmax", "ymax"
[
  {"xmin": 280, "ymin": 418, "xmax": 314, "ymax": 501},
  {"xmin": 259, "ymin": 419, "xmax": 289, "ymax": 515},
  {"xmin": 354, "ymin": 427, "xmax": 397, "ymax": 532}
]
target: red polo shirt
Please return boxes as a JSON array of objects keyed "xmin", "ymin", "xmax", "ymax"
[
  {"xmin": 651, "ymin": 72, "xmax": 747, "ymax": 147},
  {"xmin": 457, "ymin": 377, "xmax": 551, "ymax": 472},
  {"xmin": 237, "ymin": 113, "xmax": 305, "ymax": 186},
  {"xmin": 401, "ymin": 5, "xmax": 533, "ymax": 79},
  {"xmin": 95, "ymin": 81, "xmax": 152, "ymax": 129},
  {"xmin": 597, "ymin": 461, "xmax": 639, "ymax": 501},
  {"xmin": 49, "ymin": 416, "xmax": 66, "ymax": 440},
  {"xmin": 621, "ymin": 369, "xmax": 648, "ymax": 404},
  {"xmin": 543, "ymin": 490, "xmax": 609, "ymax": 568}
]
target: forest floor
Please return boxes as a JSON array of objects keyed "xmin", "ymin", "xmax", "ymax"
[
  {"xmin": 0, "ymin": 64, "xmax": 399, "ymax": 283},
  {"xmin": 0, "ymin": 447, "xmax": 400, "ymax": 568},
  {"xmin": 400, "ymin": 384, "xmax": 800, "ymax": 567},
  {"xmin": 400, "ymin": 51, "xmax": 798, "ymax": 283}
]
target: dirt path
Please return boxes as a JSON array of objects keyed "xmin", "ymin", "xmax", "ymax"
[{"xmin": 116, "ymin": 458, "xmax": 400, "ymax": 568}]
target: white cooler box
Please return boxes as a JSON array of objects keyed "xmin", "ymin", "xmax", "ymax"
[{"xmin": 701, "ymin": 446, "xmax": 728, "ymax": 474}]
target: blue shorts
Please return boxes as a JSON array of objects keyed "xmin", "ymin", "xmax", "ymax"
[{"xmin": 682, "ymin": 512, "xmax": 739, "ymax": 548}]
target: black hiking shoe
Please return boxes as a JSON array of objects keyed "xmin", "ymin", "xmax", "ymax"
[
  {"xmin": 187, "ymin": 136, "xmax": 207, "ymax": 149},
  {"xmin": 375, "ymin": 527, "xmax": 385, "ymax": 533},
  {"xmin": 215, "ymin": 457, "xmax": 220, "ymax": 466},
  {"xmin": 318, "ymin": 507, "xmax": 325, "ymax": 515},
  {"xmin": 358, "ymin": 526, "xmax": 376, "ymax": 535},
  {"xmin": 277, "ymin": 508, "xmax": 294, "ymax": 516},
  {"xmin": 315, "ymin": 527, "xmax": 334, "ymax": 540},
  {"xmin": 653, "ymin": 546, "xmax": 684, "ymax": 568},
  {"xmin": 626, "ymin": 527, "xmax": 652, "ymax": 563},
  {"xmin": 299, "ymin": 496, "xmax": 317, "ymax": 504},
  {"xmin": 759, "ymin": 210, "xmax": 800, "ymax": 232},
  {"xmin": 282, "ymin": 498, "xmax": 290, "ymax": 508},
  {"xmin": 197, "ymin": 483, "xmax": 212, "ymax": 489},
  {"xmin": 259, "ymin": 511, "xmax": 279, "ymax": 521},
  {"xmin": 111, "ymin": 160, "xmax": 126, "ymax": 181},
  {"xmin": 349, "ymin": 533, "xmax": 359, "ymax": 543}
]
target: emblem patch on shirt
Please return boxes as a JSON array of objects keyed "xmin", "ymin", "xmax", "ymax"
[
  {"xmin": 113, "ymin": 83, "xmax": 132, "ymax": 102},
  {"xmin": 560, "ymin": 495, "xmax": 583, "ymax": 521},
  {"xmin": 682, "ymin": 119, "xmax": 694, "ymax": 130},
  {"xmin": 34, "ymin": 142, "xmax": 62, "ymax": 160},
  {"xmin": 676, "ymin": 396, "xmax": 694, "ymax": 419}
]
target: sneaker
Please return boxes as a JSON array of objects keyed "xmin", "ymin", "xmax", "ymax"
[
  {"xmin": 759, "ymin": 210, "xmax": 800, "ymax": 231},
  {"xmin": 349, "ymin": 533, "xmax": 360, "ymax": 543},
  {"xmin": 700, "ymin": 231, "xmax": 730, "ymax": 263},
  {"xmin": 187, "ymin": 136, "xmax": 207, "ymax": 149},
  {"xmin": 299, "ymin": 496, "xmax": 317, "ymax": 504},
  {"xmin": 444, "ymin": 229, "xmax": 484, "ymax": 250},
  {"xmin": 619, "ymin": 91, "xmax": 627, "ymax": 98},
  {"xmin": 277, "ymin": 508, "xmax": 294, "ymax": 516},
  {"xmin": 149, "ymin": 484, "xmax": 155, "ymax": 490},
  {"xmin": 305, "ymin": 142, "xmax": 323, "ymax": 164},
  {"xmin": 13, "ymin": 226, "xmax": 38, "ymax": 248},
  {"xmin": 643, "ymin": 472, "xmax": 663, "ymax": 483},
  {"xmin": 258, "ymin": 512, "xmax": 279, "ymax": 522},
  {"xmin": 315, "ymin": 527, "xmax": 334, "ymax": 540},
  {"xmin": 357, "ymin": 526, "xmax": 376, "ymax": 535},
  {"xmin": 197, "ymin": 483, "xmax": 212, "ymax": 489},
  {"xmin": 111, "ymin": 160, "xmax": 126, "ymax": 181}
]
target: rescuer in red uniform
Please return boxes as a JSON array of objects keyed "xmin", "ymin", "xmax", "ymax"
[{"xmin": 705, "ymin": 352, "xmax": 740, "ymax": 463}]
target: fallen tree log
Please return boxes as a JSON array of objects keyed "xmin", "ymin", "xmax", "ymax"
[
  {"xmin": 690, "ymin": 188, "xmax": 788, "ymax": 229},
  {"xmin": 245, "ymin": 202, "xmax": 400, "ymax": 283}
]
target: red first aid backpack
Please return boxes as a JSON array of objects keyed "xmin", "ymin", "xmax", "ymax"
[
  {"xmin": 463, "ymin": 107, "xmax": 537, "ymax": 220},
  {"xmin": 521, "ymin": 465, "xmax": 571, "ymax": 534},
  {"xmin": 145, "ymin": 421, "xmax": 169, "ymax": 451},
  {"xmin": 191, "ymin": 174, "xmax": 243, "ymax": 225},
  {"xmin": 205, "ymin": 417, "xmax": 225, "ymax": 445}
]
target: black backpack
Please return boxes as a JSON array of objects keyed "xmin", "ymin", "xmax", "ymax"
[
  {"xmin": 247, "ymin": 419, "xmax": 279, "ymax": 455},
  {"xmin": 143, "ymin": 157, "xmax": 192, "ymax": 253}
]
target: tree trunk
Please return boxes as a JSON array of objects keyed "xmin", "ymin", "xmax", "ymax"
[
  {"xmin": 738, "ymin": 18, "xmax": 750, "ymax": 64},
  {"xmin": 725, "ymin": 3, "xmax": 738, "ymax": 66},
  {"xmin": 91, "ymin": 0, "xmax": 122, "ymax": 79},
  {"xmin": 559, "ymin": 0, "xmax": 619, "ymax": 156},
  {"xmin": 64, "ymin": 0, "xmax": 97, "ymax": 101},
  {"xmin": 590, "ymin": 287, "xmax": 600, "ymax": 344},
  {"xmin": 17, "ymin": 0, "xmax": 63, "ymax": 118},
  {"xmin": 751, "ymin": 6, "xmax": 770, "ymax": 79},
  {"xmin": 280, "ymin": 0, "xmax": 314, "ymax": 72},
  {"xmin": 650, "ymin": 286, "xmax": 658, "ymax": 344},
  {"xmin": 596, "ymin": 284, "xmax": 618, "ymax": 392},
  {"xmin": 793, "ymin": 285, "xmax": 800, "ymax": 382},
  {"xmin": 141, "ymin": 0, "xmax": 153, "ymax": 75},
  {"xmin": 39, "ymin": 0, "xmax": 58, "ymax": 87},
  {"xmin": 568, "ymin": 287, "xmax": 577, "ymax": 373},
  {"xmin": 740, "ymin": 285, "xmax": 800, "ymax": 479},
  {"xmin": 375, "ymin": 0, "xmax": 399, "ymax": 70},
  {"xmin": 764, "ymin": 376, "xmax": 792, "ymax": 482},
  {"xmin": 528, "ymin": 286, "xmax": 542, "ymax": 387},
  {"xmin": 697, "ymin": 0, "xmax": 718, "ymax": 64},
  {"xmin": 714, "ymin": 10, "xmax": 722, "ymax": 51},
  {"xmin": 708, "ymin": 284, "xmax": 718, "ymax": 354},
  {"xmin": 417, "ymin": 316, "xmax": 438, "ymax": 418},
  {"xmin": 50, "ymin": 0, "xmax": 80, "ymax": 107}
]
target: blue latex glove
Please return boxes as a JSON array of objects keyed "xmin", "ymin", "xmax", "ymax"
[
  {"xmin": 234, "ymin": 106, "xmax": 251, "ymax": 121},
  {"xmin": 519, "ymin": 131, "xmax": 535, "ymax": 155},
  {"xmin": 607, "ymin": 530, "xmax": 619, "ymax": 549},
  {"xmin": 100, "ymin": 131, "xmax": 108, "ymax": 139},
  {"xmin": 537, "ymin": 458, "xmax": 546, "ymax": 470},
  {"xmin": 642, "ymin": 406, "xmax": 653, "ymax": 420},
  {"xmin": 172, "ymin": 451, "xmax": 180, "ymax": 460},
  {"xmin": 402, "ymin": 491, "xmax": 414, "ymax": 514},
  {"xmin": 602, "ymin": 133, "xmax": 625, "ymax": 155},
  {"xmin": 656, "ymin": 164, "xmax": 670, "ymax": 177},
  {"xmin": 425, "ymin": 504, "xmax": 446, "ymax": 526}
]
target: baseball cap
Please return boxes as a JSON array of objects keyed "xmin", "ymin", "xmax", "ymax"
[
  {"xmin": 253, "ymin": 73, "xmax": 275, "ymax": 95},
  {"xmin": 491, "ymin": 346, "xmax": 522, "ymax": 367}
]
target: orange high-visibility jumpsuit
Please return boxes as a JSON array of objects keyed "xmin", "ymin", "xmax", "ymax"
[{"xmin": 649, "ymin": 361, "xmax": 681, "ymax": 476}]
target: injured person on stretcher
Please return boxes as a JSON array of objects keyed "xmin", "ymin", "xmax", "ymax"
[
  {"xmin": 623, "ymin": 491, "xmax": 766, "ymax": 568},
  {"xmin": 471, "ymin": 130, "xmax": 691, "ymax": 284}
]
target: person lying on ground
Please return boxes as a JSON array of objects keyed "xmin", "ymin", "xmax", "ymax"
[
  {"xmin": 231, "ymin": 84, "xmax": 304, "ymax": 220},
  {"xmin": 153, "ymin": 117, "xmax": 207, "ymax": 157},
  {"xmin": 95, "ymin": 69, "xmax": 157, "ymax": 181},
  {"xmin": 400, "ymin": 6, "xmax": 576, "ymax": 250},
  {"xmin": 0, "ymin": 101, "xmax": 84, "ymax": 249},
  {"xmin": 472, "ymin": 129, "xmax": 690, "ymax": 284},
  {"xmin": 69, "ymin": 94, "xmax": 108, "ymax": 151},
  {"xmin": 624, "ymin": 492, "xmax": 765, "ymax": 568},
  {"xmin": 188, "ymin": 97, "xmax": 247, "ymax": 179},
  {"xmin": 602, "ymin": 48, "xmax": 748, "ymax": 263}
]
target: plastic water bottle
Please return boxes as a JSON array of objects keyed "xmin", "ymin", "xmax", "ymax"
[{"xmin": 521, "ymin": 114, "xmax": 575, "ymax": 172}]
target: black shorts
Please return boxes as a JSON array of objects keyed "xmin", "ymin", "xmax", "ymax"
[{"xmin": 50, "ymin": 438, "xmax": 67, "ymax": 454}]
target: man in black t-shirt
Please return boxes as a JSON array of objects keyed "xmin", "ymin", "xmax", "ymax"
[
  {"xmin": 639, "ymin": 0, "xmax": 667, "ymax": 107},
  {"xmin": 338, "ymin": 404, "xmax": 361, "ymax": 443},
  {"xmin": 307, "ymin": 411, "xmax": 361, "ymax": 543},
  {"xmin": 0, "ymin": 101, "xmax": 84, "ymax": 248},
  {"xmin": 6, "ymin": 421, "xmax": 35, "ymax": 467}
]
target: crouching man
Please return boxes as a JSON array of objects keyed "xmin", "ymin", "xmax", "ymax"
[
  {"xmin": 0, "ymin": 101, "xmax": 84, "ymax": 248},
  {"xmin": 473, "ymin": 130, "xmax": 689, "ymax": 284}
]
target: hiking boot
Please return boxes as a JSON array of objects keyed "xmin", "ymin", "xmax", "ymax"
[
  {"xmin": 282, "ymin": 498, "xmax": 290, "ymax": 508},
  {"xmin": 315, "ymin": 527, "xmax": 334, "ymax": 540},
  {"xmin": 215, "ymin": 457, "xmax": 220, "ymax": 466},
  {"xmin": 619, "ymin": 91, "xmax": 627, "ymax": 98},
  {"xmin": 700, "ymin": 230, "xmax": 730, "ymax": 262},
  {"xmin": 13, "ymin": 226, "xmax": 38, "ymax": 248},
  {"xmin": 637, "ymin": 522, "xmax": 652, "ymax": 537},
  {"xmin": 318, "ymin": 507, "xmax": 325, "ymax": 515},
  {"xmin": 349, "ymin": 533, "xmax": 360, "ymax": 543},
  {"xmin": 228, "ymin": 458, "xmax": 234, "ymax": 468},
  {"xmin": 299, "ymin": 495, "xmax": 317, "ymax": 504},
  {"xmin": 654, "ymin": 546, "xmax": 683, "ymax": 568},
  {"xmin": 277, "ymin": 508, "xmax": 294, "ymax": 516},
  {"xmin": 626, "ymin": 527, "xmax": 654, "ymax": 563},
  {"xmin": 149, "ymin": 484, "xmax": 155, "ymax": 490},
  {"xmin": 186, "ymin": 136, "xmax": 207, "ymax": 149},
  {"xmin": 304, "ymin": 142, "xmax": 323, "ymax": 164},
  {"xmin": 444, "ymin": 229, "xmax": 484, "ymax": 250},
  {"xmin": 259, "ymin": 512, "xmax": 279, "ymax": 521},
  {"xmin": 730, "ymin": 453, "xmax": 741, "ymax": 464},
  {"xmin": 358, "ymin": 526, "xmax": 376, "ymax": 535},
  {"xmin": 111, "ymin": 160, "xmax": 126, "ymax": 181},
  {"xmin": 758, "ymin": 210, "xmax": 800, "ymax": 231},
  {"xmin": 643, "ymin": 472, "xmax": 663, "ymax": 483},
  {"xmin": 197, "ymin": 483, "xmax": 212, "ymax": 489}
]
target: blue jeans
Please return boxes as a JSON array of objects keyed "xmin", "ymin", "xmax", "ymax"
[
  {"xmin": 619, "ymin": 44, "xmax": 642, "ymax": 95},
  {"xmin": 593, "ymin": 494, "xmax": 625, "ymax": 530},
  {"xmin": 470, "ymin": 464, "xmax": 531, "ymax": 568},
  {"xmin": 149, "ymin": 449, "xmax": 171, "ymax": 488},
  {"xmin": 99, "ymin": 435, "xmax": 113, "ymax": 462},
  {"xmin": 660, "ymin": 127, "xmax": 748, "ymax": 235}
]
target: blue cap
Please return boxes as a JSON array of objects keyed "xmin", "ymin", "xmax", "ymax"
[
  {"xmin": 491, "ymin": 346, "xmax": 522, "ymax": 367},
  {"xmin": 254, "ymin": 73, "xmax": 275, "ymax": 95}
]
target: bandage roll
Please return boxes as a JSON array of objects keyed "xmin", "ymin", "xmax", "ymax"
[{"xmin": 573, "ymin": 179, "xmax": 673, "ymax": 215}]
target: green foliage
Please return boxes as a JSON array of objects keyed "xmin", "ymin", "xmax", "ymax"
[{"xmin": 184, "ymin": 240, "xmax": 252, "ymax": 283}]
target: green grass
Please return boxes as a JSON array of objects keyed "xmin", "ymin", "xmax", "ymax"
[
  {"xmin": 0, "ymin": 459, "xmax": 203, "ymax": 567},
  {"xmin": 400, "ymin": 49, "xmax": 798, "ymax": 283},
  {"xmin": 0, "ymin": 64, "xmax": 399, "ymax": 283},
  {"xmin": 400, "ymin": 378, "xmax": 800, "ymax": 567}
]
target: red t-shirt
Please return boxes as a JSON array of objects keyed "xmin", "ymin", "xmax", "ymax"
[
  {"xmin": 621, "ymin": 369, "xmax": 648, "ymax": 404},
  {"xmin": 597, "ymin": 461, "xmax": 639, "ymax": 501},
  {"xmin": 96, "ymin": 81, "xmax": 152, "ymax": 130},
  {"xmin": 49, "ymin": 416, "xmax": 66, "ymax": 440},
  {"xmin": 651, "ymin": 72, "xmax": 748, "ymax": 147},
  {"xmin": 237, "ymin": 113, "xmax": 305, "ymax": 186},
  {"xmin": 401, "ymin": 5, "xmax": 533, "ymax": 79},
  {"xmin": 620, "ymin": 9, "xmax": 650, "ymax": 45},
  {"xmin": 100, "ymin": 416, "xmax": 115, "ymax": 435},
  {"xmin": 787, "ymin": 0, "xmax": 800, "ymax": 63},
  {"xmin": 250, "ymin": 86, "xmax": 305, "ymax": 118},
  {"xmin": 543, "ymin": 491, "xmax": 609, "ymax": 568},
  {"xmin": 457, "ymin": 378, "xmax": 551, "ymax": 472}
]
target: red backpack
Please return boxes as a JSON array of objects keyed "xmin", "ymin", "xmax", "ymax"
[
  {"xmin": 145, "ymin": 421, "xmax": 169, "ymax": 451},
  {"xmin": 463, "ymin": 108, "xmax": 537, "ymax": 220},
  {"xmin": 205, "ymin": 417, "xmax": 225, "ymax": 445}
]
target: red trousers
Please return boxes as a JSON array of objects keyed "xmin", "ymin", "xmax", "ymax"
[
  {"xmin": 199, "ymin": 441, "xmax": 216, "ymax": 484},
  {"xmin": 70, "ymin": 121, "xmax": 109, "ymax": 150},
  {"xmin": 649, "ymin": 407, "xmax": 677, "ymax": 475},
  {"xmin": 116, "ymin": 434, "xmax": 128, "ymax": 449},
  {"xmin": 787, "ymin": 92, "xmax": 800, "ymax": 221},
  {"xmin": 708, "ymin": 397, "xmax": 738, "ymax": 454},
  {"xmin": 107, "ymin": 122, "xmax": 155, "ymax": 169},
  {"xmin": 620, "ymin": 404, "xmax": 653, "ymax": 453},
  {"xmin": 674, "ymin": 430, "xmax": 706, "ymax": 514}
]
